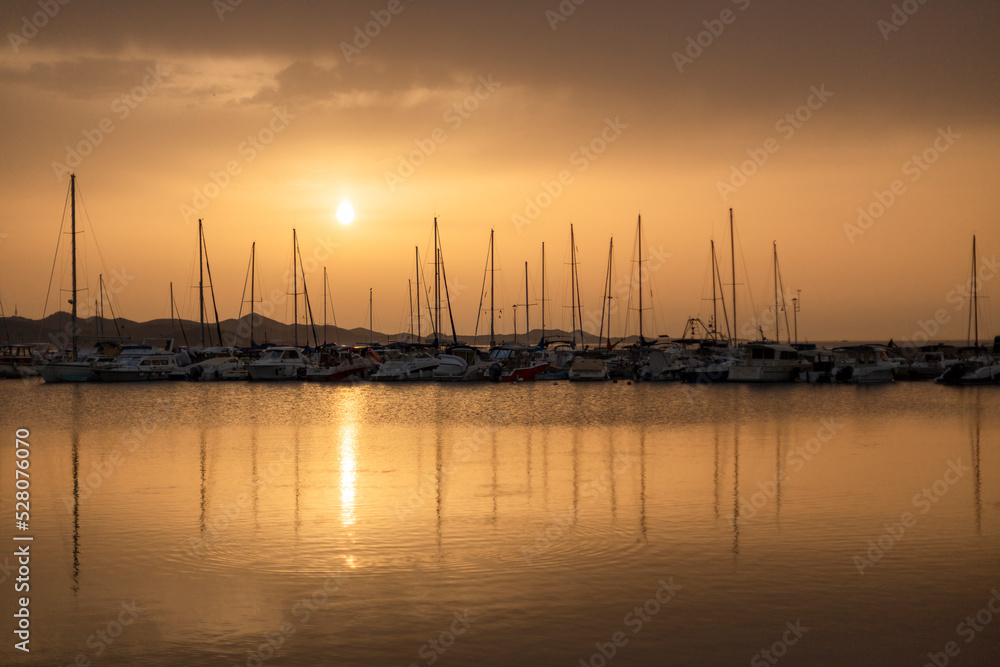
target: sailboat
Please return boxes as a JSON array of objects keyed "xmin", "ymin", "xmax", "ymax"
[
  {"xmin": 38, "ymin": 175, "xmax": 123, "ymax": 383},
  {"xmin": 937, "ymin": 236, "xmax": 1000, "ymax": 385},
  {"xmin": 727, "ymin": 221, "xmax": 807, "ymax": 383}
]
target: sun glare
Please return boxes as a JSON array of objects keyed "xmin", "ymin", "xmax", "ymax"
[{"xmin": 336, "ymin": 200, "xmax": 355, "ymax": 225}]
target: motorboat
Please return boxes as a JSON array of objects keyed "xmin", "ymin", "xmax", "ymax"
[
  {"xmin": 727, "ymin": 342, "xmax": 807, "ymax": 383},
  {"xmin": 0, "ymin": 345, "xmax": 39, "ymax": 379},
  {"xmin": 299, "ymin": 346, "xmax": 373, "ymax": 382},
  {"xmin": 247, "ymin": 346, "xmax": 309, "ymax": 381},
  {"xmin": 832, "ymin": 345, "xmax": 895, "ymax": 384},
  {"xmin": 568, "ymin": 356, "xmax": 609, "ymax": 382},
  {"xmin": 39, "ymin": 340, "xmax": 124, "ymax": 383},
  {"xmin": 433, "ymin": 346, "xmax": 489, "ymax": 382},
  {"xmin": 94, "ymin": 339, "xmax": 179, "ymax": 382}
]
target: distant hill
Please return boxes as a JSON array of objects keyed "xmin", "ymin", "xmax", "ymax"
[{"xmin": 2, "ymin": 311, "xmax": 632, "ymax": 349}]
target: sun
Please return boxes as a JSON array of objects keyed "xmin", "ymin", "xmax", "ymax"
[{"xmin": 336, "ymin": 200, "xmax": 355, "ymax": 225}]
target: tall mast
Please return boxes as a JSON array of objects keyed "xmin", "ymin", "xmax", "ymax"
[
  {"xmin": 570, "ymin": 224, "xmax": 578, "ymax": 347},
  {"xmin": 70, "ymin": 173, "xmax": 78, "ymax": 359},
  {"xmin": 415, "ymin": 246, "xmax": 421, "ymax": 342},
  {"xmin": 323, "ymin": 267, "xmax": 328, "ymax": 346},
  {"xmin": 169, "ymin": 281, "xmax": 175, "ymax": 342},
  {"xmin": 773, "ymin": 241, "xmax": 780, "ymax": 342},
  {"xmin": 711, "ymin": 240, "xmax": 718, "ymax": 336},
  {"xmin": 972, "ymin": 235, "xmax": 979, "ymax": 348},
  {"xmin": 524, "ymin": 261, "xmax": 530, "ymax": 347},
  {"xmin": 490, "ymin": 228, "xmax": 496, "ymax": 347},
  {"xmin": 199, "ymin": 219, "xmax": 205, "ymax": 346},
  {"xmin": 99, "ymin": 274, "xmax": 105, "ymax": 337},
  {"xmin": 434, "ymin": 217, "xmax": 441, "ymax": 346},
  {"xmin": 293, "ymin": 228, "xmax": 298, "ymax": 347},
  {"xmin": 730, "ymin": 209, "xmax": 737, "ymax": 345},
  {"xmin": 541, "ymin": 242, "xmax": 546, "ymax": 345},
  {"xmin": 369, "ymin": 288, "xmax": 373, "ymax": 347},
  {"xmin": 638, "ymin": 215, "xmax": 644, "ymax": 344},
  {"xmin": 600, "ymin": 237, "xmax": 613, "ymax": 350},
  {"xmin": 250, "ymin": 242, "xmax": 256, "ymax": 349}
]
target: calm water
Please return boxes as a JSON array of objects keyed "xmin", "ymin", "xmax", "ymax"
[{"xmin": 0, "ymin": 380, "xmax": 997, "ymax": 666}]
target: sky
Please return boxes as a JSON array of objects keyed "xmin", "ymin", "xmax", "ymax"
[{"xmin": 1, "ymin": 0, "xmax": 999, "ymax": 343}]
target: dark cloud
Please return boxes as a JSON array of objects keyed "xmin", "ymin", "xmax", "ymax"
[{"xmin": 0, "ymin": 57, "xmax": 160, "ymax": 98}]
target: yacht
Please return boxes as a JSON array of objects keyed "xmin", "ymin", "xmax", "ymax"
[
  {"xmin": 247, "ymin": 346, "xmax": 308, "ymax": 381},
  {"xmin": 727, "ymin": 342, "xmax": 807, "ymax": 383},
  {"xmin": 94, "ymin": 339, "xmax": 179, "ymax": 382},
  {"xmin": 832, "ymin": 345, "xmax": 895, "ymax": 384},
  {"xmin": 0, "ymin": 345, "xmax": 39, "ymax": 379}
]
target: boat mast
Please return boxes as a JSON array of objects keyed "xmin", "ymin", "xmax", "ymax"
[
  {"xmin": 570, "ymin": 224, "xmax": 578, "ymax": 348},
  {"xmin": 369, "ymin": 288, "xmax": 373, "ymax": 347},
  {"xmin": 541, "ymin": 242, "xmax": 546, "ymax": 344},
  {"xmin": 415, "ymin": 246, "xmax": 421, "ymax": 343},
  {"xmin": 323, "ymin": 266, "xmax": 328, "ymax": 346},
  {"xmin": 971, "ymin": 235, "xmax": 979, "ymax": 348},
  {"xmin": 198, "ymin": 219, "xmax": 206, "ymax": 346},
  {"xmin": 169, "ymin": 281, "xmax": 175, "ymax": 341},
  {"xmin": 638, "ymin": 215, "xmax": 644, "ymax": 344},
  {"xmin": 293, "ymin": 228, "xmax": 298, "ymax": 347},
  {"xmin": 70, "ymin": 173, "xmax": 78, "ymax": 360},
  {"xmin": 730, "ymin": 209, "xmax": 737, "ymax": 345},
  {"xmin": 490, "ymin": 228, "xmax": 496, "ymax": 347},
  {"xmin": 99, "ymin": 274, "xmax": 105, "ymax": 337},
  {"xmin": 710, "ymin": 241, "xmax": 718, "ymax": 337},
  {"xmin": 600, "ymin": 237, "xmax": 613, "ymax": 350},
  {"xmin": 525, "ymin": 261, "xmax": 530, "ymax": 347},
  {"xmin": 434, "ymin": 217, "xmax": 440, "ymax": 347},
  {"xmin": 773, "ymin": 241, "xmax": 780, "ymax": 343},
  {"xmin": 437, "ymin": 224, "xmax": 459, "ymax": 345},
  {"xmin": 250, "ymin": 242, "xmax": 256, "ymax": 349}
]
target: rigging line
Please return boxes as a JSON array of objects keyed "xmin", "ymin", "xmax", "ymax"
[
  {"xmin": 202, "ymin": 228, "xmax": 224, "ymax": 346},
  {"xmin": 325, "ymin": 269, "xmax": 341, "ymax": 346},
  {"xmin": 40, "ymin": 184, "xmax": 72, "ymax": 326},
  {"xmin": 76, "ymin": 187, "xmax": 123, "ymax": 320},
  {"xmin": 473, "ymin": 236, "xmax": 491, "ymax": 345},
  {"xmin": 734, "ymin": 218, "xmax": 759, "ymax": 340},
  {"xmin": 233, "ymin": 248, "xmax": 253, "ymax": 347}
]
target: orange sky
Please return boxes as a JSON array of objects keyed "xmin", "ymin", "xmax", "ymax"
[{"xmin": 1, "ymin": 0, "xmax": 999, "ymax": 342}]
